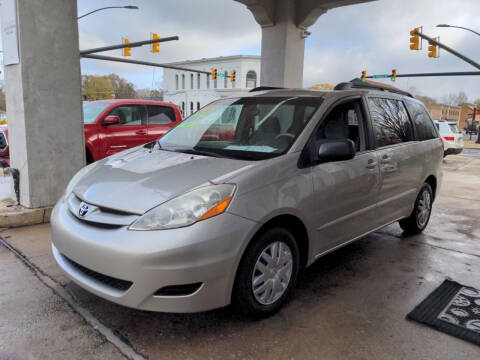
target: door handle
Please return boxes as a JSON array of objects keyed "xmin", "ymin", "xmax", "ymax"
[
  {"xmin": 366, "ymin": 159, "xmax": 377, "ymax": 169},
  {"xmin": 135, "ymin": 130, "xmax": 147, "ymax": 135}
]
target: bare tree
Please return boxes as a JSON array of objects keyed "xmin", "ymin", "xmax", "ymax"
[
  {"xmin": 441, "ymin": 91, "xmax": 469, "ymax": 106},
  {"xmin": 416, "ymin": 95, "xmax": 437, "ymax": 105}
]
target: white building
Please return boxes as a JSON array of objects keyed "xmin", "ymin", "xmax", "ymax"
[{"xmin": 163, "ymin": 55, "xmax": 260, "ymax": 117}]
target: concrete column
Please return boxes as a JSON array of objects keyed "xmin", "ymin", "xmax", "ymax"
[
  {"xmin": 4, "ymin": 0, "xmax": 84, "ymax": 208},
  {"xmin": 260, "ymin": 0, "xmax": 306, "ymax": 88},
  {"xmin": 234, "ymin": 0, "xmax": 374, "ymax": 88}
]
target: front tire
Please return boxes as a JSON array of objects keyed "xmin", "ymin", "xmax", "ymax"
[
  {"xmin": 233, "ymin": 227, "xmax": 299, "ymax": 318},
  {"xmin": 399, "ymin": 183, "xmax": 433, "ymax": 235}
]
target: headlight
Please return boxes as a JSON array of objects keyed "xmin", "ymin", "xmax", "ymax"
[
  {"xmin": 129, "ymin": 184, "xmax": 236, "ymax": 231},
  {"xmin": 64, "ymin": 162, "xmax": 98, "ymax": 197}
]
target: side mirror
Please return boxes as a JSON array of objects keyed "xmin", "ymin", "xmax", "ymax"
[
  {"xmin": 317, "ymin": 139, "xmax": 355, "ymax": 162},
  {"xmin": 103, "ymin": 115, "xmax": 120, "ymax": 126}
]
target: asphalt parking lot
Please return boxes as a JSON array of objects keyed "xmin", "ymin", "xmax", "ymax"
[{"xmin": 1, "ymin": 154, "xmax": 480, "ymax": 360}]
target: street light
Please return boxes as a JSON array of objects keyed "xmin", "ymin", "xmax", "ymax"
[
  {"xmin": 436, "ymin": 24, "xmax": 480, "ymax": 37},
  {"xmin": 77, "ymin": 6, "xmax": 139, "ymax": 20}
]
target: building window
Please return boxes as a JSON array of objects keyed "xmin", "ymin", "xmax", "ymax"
[
  {"xmin": 181, "ymin": 102, "xmax": 185, "ymax": 115},
  {"xmin": 197, "ymin": 102, "xmax": 201, "ymax": 111},
  {"xmin": 190, "ymin": 74, "xmax": 194, "ymax": 89},
  {"xmin": 224, "ymin": 71, "xmax": 228, "ymax": 88},
  {"xmin": 175, "ymin": 74, "xmax": 179, "ymax": 90},
  {"xmin": 206, "ymin": 74, "xmax": 210, "ymax": 89},
  {"xmin": 181, "ymin": 74, "xmax": 185, "ymax": 89},
  {"xmin": 190, "ymin": 102, "xmax": 194, "ymax": 115},
  {"xmin": 246, "ymin": 70, "xmax": 257, "ymax": 88},
  {"xmin": 197, "ymin": 74, "xmax": 201, "ymax": 89}
]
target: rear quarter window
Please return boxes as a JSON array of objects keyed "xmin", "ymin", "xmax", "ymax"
[{"xmin": 405, "ymin": 101, "xmax": 438, "ymax": 141}]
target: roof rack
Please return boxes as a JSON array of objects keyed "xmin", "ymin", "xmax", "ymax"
[
  {"xmin": 249, "ymin": 86, "xmax": 284, "ymax": 92},
  {"xmin": 334, "ymin": 78, "xmax": 414, "ymax": 98}
]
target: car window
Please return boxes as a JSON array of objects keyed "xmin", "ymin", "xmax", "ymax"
[
  {"xmin": 448, "ymin": 123, "xmax": 460, "ymax": 133},
  {"xmin": 316, "ymin": 100, "xmax": 366, "ymax": 152},
  {"xmin": 368, "ymin": 98, "xmax": 414, "ymax": 148},
  {"xmin": 83, "ymin": 102, "xmax": 110, "ymax": 124},
  {"xmin": 405, "ymin": 101, "xmax": 438, "ymax": 141},
  {"xmin": 108, "ymin": 105, "xmax": 147, "ymax": 126},
  {"xmin": 147, "ymin": 105, "xmax": 176, "ymax": 125}
]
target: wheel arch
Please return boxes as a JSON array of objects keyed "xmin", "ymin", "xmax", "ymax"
[{"xmin": 424, "ymin": 175, "xmax": 437, "ymax": 199}]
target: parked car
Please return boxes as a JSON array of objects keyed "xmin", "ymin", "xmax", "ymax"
[
  {"xmin": 51, "ymin": 81, "xmax": 443, "ymax": 317},
  {"xmin": 0, "ymin": 99, "xmax": 183, "ymax": 166},
  {"xmin": 433, "ymin": 120, "xmax": 463, "ymax": 156}
]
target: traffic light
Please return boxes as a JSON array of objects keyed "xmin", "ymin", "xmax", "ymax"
[
  {"xmin": 391, "ymin": 69, "xmax": 397, "ymax": 82},
  {"xmin": 428, "ymin": 38, "xmax": 439, "ymax": 58},
  {"xmin": 122, "ymin": 38, "xmax": 131, "ymax": 56},
  {"xmin": 211, "ymin": 68, "xmax": 217, "ymax": 80},
  {"xmin": 152, "ymin": 33, "xmax": 160, "ymax": 53},
  {"xmin": 230, "ymin": 70, "xmax": 236, "ymax": 83},
  {"xmin": 409, "ymin": 27, "xmax": 420, "ymax": 50},
  {"xmin": 361, "ymin": 70, "xmax": 367, "ymax": 82}
]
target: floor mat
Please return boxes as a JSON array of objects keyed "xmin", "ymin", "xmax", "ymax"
[{"xmin": 407, "ymin": 279, "xmax": 480, "ymax": 346}]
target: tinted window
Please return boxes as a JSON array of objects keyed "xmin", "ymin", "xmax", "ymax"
[
  {"xmin": 108, "ymin": 105, "xmax": 147, "ymax": 126},
  {"xmin": 147, "ymin": 106, "xmax": 176, "ymax": 125},
  {"xmin": 405, "ymin": 101, "xmax": 438, "ymax": 141},
  {"xmin": 368, "ymin": 98, "xmax": 414, "ymax": 147}
]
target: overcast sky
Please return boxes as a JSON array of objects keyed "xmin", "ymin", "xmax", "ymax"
[{"xmin": 2, "ymin": 0, "xmax": 480, "ymax": 102}]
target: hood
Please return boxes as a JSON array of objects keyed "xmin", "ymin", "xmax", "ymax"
[{"xmin": 73, "ymin": 146, "xmax": 255, "ymax": 214}]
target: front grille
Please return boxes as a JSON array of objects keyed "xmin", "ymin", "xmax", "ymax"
[
  {"xmin": 63, "ymin": 254, "xmax": 132, "ymax": 291},
  {"xmin": 154, "ymin": 282, "xmax": 202, "ymax": 296},
  {"xmin": 0, "ymin": 132, "xmax": 7, "ymax": 151}
]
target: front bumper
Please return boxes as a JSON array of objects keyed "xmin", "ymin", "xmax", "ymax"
[{"xmin": 51, "ymin": 199, "xmax": 258, "ymax": 313}]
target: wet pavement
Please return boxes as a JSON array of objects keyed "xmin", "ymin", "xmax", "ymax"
[{"xmin": 1, "ymin": 155, "xmax": 479, "ymax": 359}]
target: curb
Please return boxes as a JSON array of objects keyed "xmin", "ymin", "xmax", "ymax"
[{"xmin": 0, "ymin": 206, "xmax": 52, "ymax": 228}]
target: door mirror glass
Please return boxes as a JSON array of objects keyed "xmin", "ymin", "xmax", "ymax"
[
  {"xmin": 103, "ymin": 115, "xmax": 120, "ymax": 126},
  {"xmin": 317, "ymin": 139, "xmax": 355, "ymax": 162}
]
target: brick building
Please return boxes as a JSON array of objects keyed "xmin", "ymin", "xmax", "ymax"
[{"xmin": 424, "ymin": 104, "xmax": 460, "ymax": 122}]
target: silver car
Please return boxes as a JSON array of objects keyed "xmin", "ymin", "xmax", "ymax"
[{"xmin": 51, "ymin": 82, "xmax": 443, "ymax": 317}]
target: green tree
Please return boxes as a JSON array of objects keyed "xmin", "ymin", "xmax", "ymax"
[
  {"xmin": 82, "ymin": 75, "xmax": 114, "ymax": 100},
  {"xmin": 106, "ymin": 74, "xmax": 137, "ymax": 99}
]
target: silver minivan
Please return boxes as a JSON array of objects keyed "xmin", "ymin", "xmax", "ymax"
[{"xmin": 51, "ymin": 81, "xmax": 443, "ymax": 317}]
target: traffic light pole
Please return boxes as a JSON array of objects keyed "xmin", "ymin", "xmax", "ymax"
[
  {"xmin": 366, "ymin": 71, "xmax": 480, "ymax": 79},
  {"xmin": 81, "ymin": 54, "xmax": 211, "ymax": 74},
  {"xmin": 414, "ymin": 30, "xmax": 480, "ymax": 70},
  {"xmin": 80, "ymin": 36, "xmax": 179, "ymax": 55}
]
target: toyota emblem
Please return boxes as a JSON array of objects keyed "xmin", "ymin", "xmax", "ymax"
[{"xmin": 79, "ymin": 203, "xmax": 89, "ymax": 217}]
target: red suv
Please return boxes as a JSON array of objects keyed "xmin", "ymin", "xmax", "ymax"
[{"xmin": 0, "ymin": 99, "xmax": 182, "ymax": 165}]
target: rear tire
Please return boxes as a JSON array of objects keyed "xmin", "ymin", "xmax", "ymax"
[
  {"xmin": 233, "ymin": 227, "xmax": 299, "ymax": 318},
  {"xmin": 399, "ymin": 183, "xmax": 433, "ymax": 235}
]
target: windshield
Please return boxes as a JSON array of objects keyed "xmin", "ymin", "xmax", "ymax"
[
  {"xmin": 83, "ymin": 102, "xmax": 110, "ymax": 124},
  {"xmin": 159, "ymin": 97, "xmax": 321, "ymax": 160}
]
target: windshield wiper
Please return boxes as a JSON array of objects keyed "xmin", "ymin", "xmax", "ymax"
[{"xmin": 172, "ymin": 147, "xmax": 227, "ymax": 158}]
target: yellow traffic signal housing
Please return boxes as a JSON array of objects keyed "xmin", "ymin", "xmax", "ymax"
[
  {"xmin": 428, "ymin": 38, "xmax": 439, "ymax": 58},
  {"xmin": 123, "ymin": 38, "xmax": 131, "ymax": 56},
  {"xmin": 410, "ymin": 28, "xmax": 420, "ymax": 50},
  {"xmin": 152, "ymin": 33, "xmax": 160, "ymax": 53},
  {"xmin": 391, "ymin": 69, "xmax": 397, "ymax": 82},
  {"xmin": 211, "ymin": 68, "xmax": 217, "ymax": 80},
  {"xmin": 361, "ymin": 70, "xmax": 367, "ymax": 82},
  {"xmin": 230, "ymin": 70, "xmax": 236, "ymax": 83}
]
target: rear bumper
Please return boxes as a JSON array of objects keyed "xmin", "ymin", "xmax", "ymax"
[
  {"xmin": 444, "ymin": 148, "xmax": 463, "ymax": 155},
  {"xmin": 51, "ymin": 198, "xmax": 258, "ymax": 313}
]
